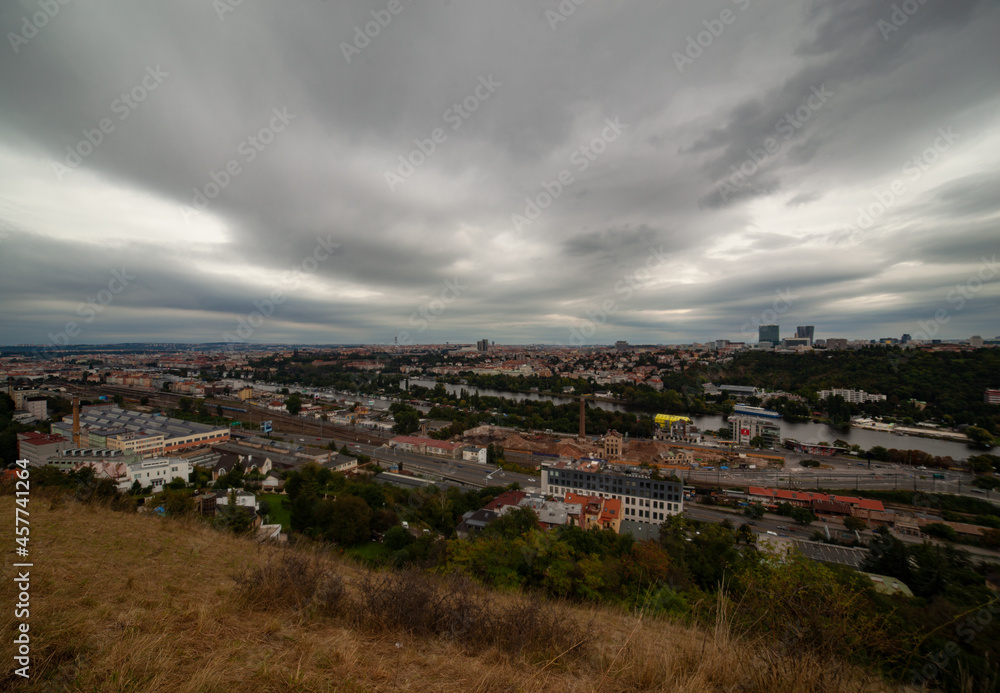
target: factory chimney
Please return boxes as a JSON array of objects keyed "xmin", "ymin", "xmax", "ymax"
[{"xmin": 72, "ymin": 398, "xmax": 81, "ymax": 448}]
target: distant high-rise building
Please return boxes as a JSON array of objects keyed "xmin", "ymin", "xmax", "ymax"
[
  {"xmin": 615, "ymin": 340, "xmax": 628, "ymax": 351},
  {"xmin": 971, "ymin": 336, "xmax": 984, "ymax": 348},
  {"xmin": 476, "ymin": 339, "xmax": 490, "ymax": 352},
  {"xmin": 796, "ymin": 326, "xmax": 815, "ymax": 344},
  {"xmin": 759, "ymin": 324, "xmax": 779, "ymax": 344},
  {"xmin": 901, "ymin": 333, "xmax": 912, "ymax": 344}
]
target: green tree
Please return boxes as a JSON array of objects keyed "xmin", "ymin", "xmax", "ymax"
[
  {"xmin": 317, "ymin": 495, "xmax": 371, "ymax": 546},
  {"xmin": 968, "ymin": 455, "xmax": 999, "ymax": 474},
  {"xmin": 285, "ymin": 394, "xmax": 303, "ymax": 416},
  {"xmin": 384, "ymin": 525, "xmax": 413, "ymax": 551},
  {"xmin": 393, "ymin": 408, "xmax": 420, "ymax": 435},
  {"xmin": 215, "ymin": 493, "xmax": 255, "ymax": 534},
  {"xmin": 972, "ymin": 476, "xmax": 1000, "ymax": 491},
  {"xmin": 160, "ymin": 488, "xmax": 194, "ymax": 515},
  {"xmin": 923, "ymin": 522, "xmax": 958, "ymax": 542},
  {"xmin": 736, "ymin": 523, "xmax": 755, "ymax": 544},
  {"xmin": 483, "ymin": 506, "xmax": 538, "ymax": 540},
  {"xmin": 744, "ymin": 503, "xmax": 765, "ymax": 520},
  {"xmin": 843, "ymin": 515, "xmax": 867, "ymax": 532},
  {"xmin": 790, "ymin": 506, "xmax": 817, "ymax": 525},
  {"xmin": 966, "ymin": 427, "xmax": 995, "ymax": 449}
]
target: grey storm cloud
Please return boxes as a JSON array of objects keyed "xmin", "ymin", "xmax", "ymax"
[{"xmin": 0, "ymin": 0, "xmax": 998, "ymax": 346}]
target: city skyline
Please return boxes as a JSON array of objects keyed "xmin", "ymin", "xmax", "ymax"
[{"xmin": 2, "ymin": 1, "xmax": 999, "ymax": 346}]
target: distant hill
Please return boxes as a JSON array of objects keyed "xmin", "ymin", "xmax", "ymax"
[{"xmin": 0, "ymin": 495, "xmax": 909, "ymax": 692}]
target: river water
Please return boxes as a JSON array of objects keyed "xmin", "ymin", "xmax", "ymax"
[{"xmin": 408, "ymin": 379, "xmax": 992, "ymax": 460}]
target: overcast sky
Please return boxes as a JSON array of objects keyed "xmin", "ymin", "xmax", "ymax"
[{"xmin": 1, "ymin": 0, "xmax": 998, "ymax": 347}]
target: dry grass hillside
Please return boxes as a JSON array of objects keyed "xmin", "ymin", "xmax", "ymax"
[{"xmin": 0, "ymin": 494, "xmax": 915, "ymax": 693}]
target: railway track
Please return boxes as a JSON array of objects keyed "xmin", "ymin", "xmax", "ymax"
[{"xmin": 61, "ymin": 382, "xmax": 391, "ymax": 447}]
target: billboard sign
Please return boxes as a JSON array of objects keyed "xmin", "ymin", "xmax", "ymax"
[{"xmin": 261, "ymin": 420, "xmax": 272, "ymax": 434}]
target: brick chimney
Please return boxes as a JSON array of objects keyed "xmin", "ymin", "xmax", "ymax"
[{"xmin": 72, "ymin": 398, "xmax": 81, "ymax": 448}]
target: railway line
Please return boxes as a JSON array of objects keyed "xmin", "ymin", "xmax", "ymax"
[{"xmin": 59, "ymin": 382, "xmax": 391, "ymax": 447}]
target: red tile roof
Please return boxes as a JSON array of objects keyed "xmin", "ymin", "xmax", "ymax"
[
  {"xmin": 484, "ymin": 490, "xmax": 527, "ymax": 511},
  {"xmin": 748, "ymin": 486, "xmax": 884, "ymax": 511}
]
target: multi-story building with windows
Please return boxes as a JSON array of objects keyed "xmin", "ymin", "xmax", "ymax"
[
  {"xmin": 16, "ymin": 432, "xmax": 72, "ymax": 467},
  {"xmin": 817, "ymin": 389, "xmax": 887, "ymax": 404},
  {"xmin": 729, "ymin": 415, "xmax": 781, "ymax": 448},
  {"xmin": 759, "ymin": 324, "xmax": 779, "ymax": 344},
  {"xmin": 541, "ymin": 459, "xmax": 682, "ymax": 525},
  {"xmin": 119, "ymin": 457, "xmax": 191, "ymax": 491}
]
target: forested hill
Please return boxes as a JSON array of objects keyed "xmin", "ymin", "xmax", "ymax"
[{"xmin": 704, "ymin": 348, "xmax": 998, "ymax": 422}]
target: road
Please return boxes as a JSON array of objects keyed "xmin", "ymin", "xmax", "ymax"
[
  {"xmin": 681, "ymin": 466, "xmax": 998, "ymax": 504},
  {"xmin": 683, "ymin": 503, "xmax": 1000, "ymax": 565},
  {"xmin": 683, "ymin": 505, "xmax": 819, "ymax": 541},
  {"xmin": 356, "ymin": 443, "xmax": 539, "ymax": 490}
]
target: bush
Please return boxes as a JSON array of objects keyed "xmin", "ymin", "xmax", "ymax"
[
  {"xmin": 351, "ymin": 569, "xmax": 589, "ymax": 659},
  {"xmin": 233, "ymin": 553, "xmax": 344, "ymax": 614}
]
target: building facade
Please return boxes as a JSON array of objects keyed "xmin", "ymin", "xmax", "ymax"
[
  {"xmin": 818, "ymin": 388, "xmax": 887, "ymax": 403},
  {"xmin": 729, "ymin": 415, "xmax": 781, "ymax": 448},
  {"xmin": 120, "ymin": 457, "xmax": 191, "ymax": 490},
  {"xmin": 759, "ymin": 324, "xmax": 779, "ymax": 344},
  {"xmin": 541, "ymin": 460, "xmax": 682, "ymax": 524},
  {"xmin": 17, "ymin": 432, "xmax": 73, "ymax": 467}
]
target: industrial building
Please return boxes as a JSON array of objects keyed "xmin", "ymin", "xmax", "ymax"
[{"xmin": 52, "ymin": 405, "xmax": 230, "ymax": 458}]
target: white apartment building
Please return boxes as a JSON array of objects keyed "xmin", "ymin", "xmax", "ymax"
[
  {"xmin": 120, "ymin": 457, "xmax": 191, "ymax": 491},
  {"xmin": 818, "ymin": 389, "xmax": 887, "ymax": 404}
]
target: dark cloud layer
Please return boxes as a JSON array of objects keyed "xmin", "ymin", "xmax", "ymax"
[{"xmin": 1, "ymin": 0, "xmax": 998, "ymax": 346}]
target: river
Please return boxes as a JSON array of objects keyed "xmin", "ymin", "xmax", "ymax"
[{"xmin": 408, "ymin": 378, "xmax": 992, "ymax": 460}]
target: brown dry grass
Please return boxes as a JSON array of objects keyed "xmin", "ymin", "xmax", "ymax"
[{"xmin": 0, "ymin": 492, "xmax": 916, "ymax": 692}]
